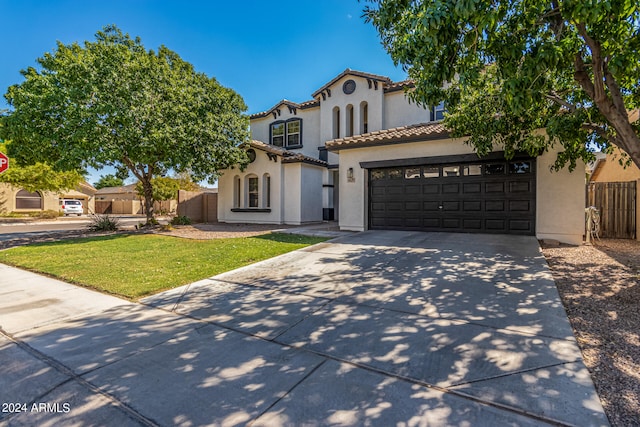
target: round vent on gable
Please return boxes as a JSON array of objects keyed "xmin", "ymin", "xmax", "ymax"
[
  {"xmin": 247, "ymin": 148, "xmax": 256, "ymax": 163},
  {"xmin": 343, "ymin": 79, "xmax": 356, "ymax": 95}
]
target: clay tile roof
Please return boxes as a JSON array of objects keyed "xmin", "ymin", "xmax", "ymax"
[
  {"xmin": 311, "ymin": 68, "xmax": 392, "ymax": 98},
  {"xmin": 325, "ymin": 122, "xmax": 449, "ymax": 151},
  {"xmin": 247, "ymin": 140, "xmax": 327, "ymax": 167},
  {"xmin": 384, "ymin": 79, "xmax": 415, "ymax": 93},
  {"xmin": 250, "ymin": 98, "xmax": 320, "ymax": 120}
]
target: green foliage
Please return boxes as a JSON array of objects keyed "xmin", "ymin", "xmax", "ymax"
[
  {"xmin": 32, "ymin": 209, "xmax": 62, "ymax": 219},
  {"xmin": 170, "ymin": 215, "xmax": 192, "ymax": 225},
  {"xmin": 0, "ymin": 141, "xmax": 83, "ymax": 192},
  {"xmin": 135, "ymin": 176, "xmax": 180, "ymax": 201},
  {"xmin": 87, "ymin": 214, "xmax": 120, "ymax": 232},
  {"xmin": 0, "ymin": 233, "xmax": 328, "ymax": 299},
  {"xmin": 1, "ymin": 25, "xmax": 250, "ymax": 220},
  {"xmin": 94, "ymin": 174, "xmax": 124, "ymax": 190},
  {"xmin": 0, "ymin": 210, "xmax": 62, "ymax": 219},
  {"xmin": 364, "ymin": 0, "xmax": 640, "ymax": 170}
]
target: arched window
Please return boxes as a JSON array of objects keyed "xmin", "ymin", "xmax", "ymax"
[
  {"xmin": 245, "ymin": 174, "xmax": 259, "ymax": 208},
  {"xmin": 346, "ymin": 104, "xmax": 354, "ymax": 137},
  {"xmin": 16, "ymin": 190, "xmax": 42, "ymax": 210},
  {"xmin": 262, "ymin": 173, "xmax": 271, "ymax": 208},
  {"xmin": 360, "ymin": 101, "xmax": 368, "ymax": 134},
  {"xmin": 233, "ymin": 176, "xmax": 241, "ymax": 208},
  {"xmin": 332, "ymin": 106, "xmax": 340, "ymax": 139}
]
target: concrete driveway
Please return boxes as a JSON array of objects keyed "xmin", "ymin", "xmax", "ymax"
[{"xmin": 0, "ymin": 231, "xmax": 608, "ymax": 426}]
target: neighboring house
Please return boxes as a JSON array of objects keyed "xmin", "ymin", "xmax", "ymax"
[
  {"xmin": 217, "ymin": 68, "xmax": 586, "ymax": 244},
  {"xmin": 0, "ymin": 181, "xmax": 96, "ymax": 214},
  {"xmin": 95, "ymin": 184, "xmax": 143, "ymax": 215},
  {"xmin": 95, "ymin": 183, "xmax": 140, "ymax": 202},
  {"xmin": 589, "ymin": 149, "xmax": 640, "ymax": 182}
]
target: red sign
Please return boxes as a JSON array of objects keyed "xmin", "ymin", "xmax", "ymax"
[{"xmin": 0, "ymin": 152, "xmax": 8, "ymax": 174}]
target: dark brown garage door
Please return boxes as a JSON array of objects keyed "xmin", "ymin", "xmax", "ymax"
[{"xmin": 369, "ymin": 158, "xmax": 536, "ymax": 235}]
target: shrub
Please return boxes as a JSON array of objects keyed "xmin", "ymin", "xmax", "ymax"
[
  {"xmin": 87, "ymin": 214, "xmax": 120, "ymax": 232},
  {"xmin": 36, "ymin": 210, "xmax": 63, "ymax": 219},
  {"xmin": 170, "ymin": 215, "xmax": 192, "ymax": 225}
]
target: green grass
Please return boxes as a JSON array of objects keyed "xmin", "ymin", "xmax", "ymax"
[{"xmin": 0, "ymin": 233, "xmax": 328, "ymax": 299}]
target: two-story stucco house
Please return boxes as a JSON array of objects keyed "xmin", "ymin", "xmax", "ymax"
[{"xmin": 217, "ymin": 69, "xmax": 585, "ymax": 244}]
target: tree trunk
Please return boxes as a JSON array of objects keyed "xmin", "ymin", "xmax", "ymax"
[{"xmin": 141, "ymin": 178, "xmax": 155, "ymax": 223}]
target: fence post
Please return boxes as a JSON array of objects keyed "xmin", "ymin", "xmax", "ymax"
[{"xmin": 637, "ymin": 179, "xmax": 640, "ymax": 241}]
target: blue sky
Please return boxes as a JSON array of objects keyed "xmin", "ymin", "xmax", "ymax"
[
  {"xmin": 1, "ymin": 0, "xmax": 407, "ymax": 114},
  {"xmin": 1, "ymin": 0, "xmax": 407, "ymax": 184}
]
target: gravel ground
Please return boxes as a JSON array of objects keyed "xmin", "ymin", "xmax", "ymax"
[{"xmin": 542, "ymin": 239, "xmax": 640, "ymax": 427}]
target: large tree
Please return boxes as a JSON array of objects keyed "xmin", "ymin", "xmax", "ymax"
[
  {"xmin": 1, "ymin": 25, "xmax": 249, "ymax": 221},
  {"xmin": 364, "ymin": 0, "xmax": 640, "ymax": 170}
]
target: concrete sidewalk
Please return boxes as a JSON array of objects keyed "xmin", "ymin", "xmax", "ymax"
[{"xmin": 0, "ymin": 232, "xmax": 609, "ymax": 426}]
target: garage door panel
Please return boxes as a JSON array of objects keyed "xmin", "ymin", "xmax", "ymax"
[
  {"xmin": 463, "ymin": 219, "xmax": 482, "ymax": 230},
  {"xmin": 442, "ymin": 183, "xmax": 460, "ymax": 194},
  {"xmin": 422, "ymin": 184, "xmax": 440, "ymax": 194},
  {"xmin": 485, "ymin": 182, "xmax": 505, "ymax": 193},
  {"xmin": 442, "ymin": 218, "xmax": 461, "ymax": 228},
  {"xmin": 423, "ymin": 201, "xmax": 440, "ymax": 211},
  {"xmin": 371, "ymin": 202, "xmax": 386, "ymax": 212},
  {"xmin": 404, "ymin": 185, "xmax": 421, "ymax": 194},
  {"xmin": 371, "ymin": 187, "xmax": 386, "ymax": 196},
  {"xmin": 510, "ymin": 181, "xmax": 531, "ymax": 192},
  {"xmin": 510, "ymin": 219, "xmax": 533, "ymax": 231},
  {"xmin": 485, "ymin": 219, "xmax": 507, "ymax": 231},
  {"xmin": 369, "ymin": 159, "xmax": 535, "ymax": 235},
  {"xmin": 463, "ymin": 201, "xmax": 482, "ymax": 211},
  {"xmin": 463, "ymin": 183, "xmax": 481, "ymax": 193},
  {"xmin": 510, "ymin": 200, "xmax": 531, "ymax": 211},
  {"xmin": 442, "ymin": 201, "xmax": 460, "ymax": 211},
  {"xmin": 405, "ymin": 201, "xmax": 421, "ymax": 211},
  {"xmin": 486, "ymin": 200, "xmax": 505, "ymax": 211}
]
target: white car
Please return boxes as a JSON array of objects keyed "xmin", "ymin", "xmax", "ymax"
[{"xmin": 59, "ymin": 199, "xmax": 83, "ymax": 216}]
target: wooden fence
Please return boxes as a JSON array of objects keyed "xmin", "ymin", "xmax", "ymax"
[{"xmin": 587, "ymin": 181, "xmax": 636, "ymax": 239}]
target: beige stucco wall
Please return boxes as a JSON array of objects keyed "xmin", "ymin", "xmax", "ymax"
[
  {"xmin": 0, "ymin": 183, "xmax": 59, "ymax": 212},
  {"xmin": 251, "ymin": 105, "xmax": 322, "ymax": 160},
  {"xmin": 319, "ymin": 75, "xmax": 386, "ymax": 143},
  {"xmin": 535, "ymin": 147, "xmax": 586, "ymax": 245},
  {"xmin": 218, "ymin": 148, "xmax": 284, "ymax": 224},
  {"xmin": 383, "ymin": 90, "xmax": 431, "ymax": 129},
  {"xmin": 334, "ymin": 138, "xmax": 585, "ymax": 244},
  {"xmin": 591, "ymin": 149, "xmax": 640, "ymax": 182}
]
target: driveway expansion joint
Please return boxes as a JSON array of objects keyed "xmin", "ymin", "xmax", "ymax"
[{"xmin": 0, "ymin": 327, "xmax": 160, "ymax": 427}]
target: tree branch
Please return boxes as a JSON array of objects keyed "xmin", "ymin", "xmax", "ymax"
[{"xmin": 544, "ymin": 92, "xmax": 577, "ymax": 112}]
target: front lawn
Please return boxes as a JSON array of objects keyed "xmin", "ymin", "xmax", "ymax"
[{"xmin": 0, "ymin": 233, "xmax": 327, "ymax": 299}]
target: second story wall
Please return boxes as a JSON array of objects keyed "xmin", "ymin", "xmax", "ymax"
[
  {"xmin": 318, "ymin": 75, "xmax": 385, "ymax": 144},
  {"xmin": 383, "ymin": 90, "xmax": 430, "ymax": 129},
  {"xmin": 250, "ymin": 104, "xmax": 321, "ymax": 160}
]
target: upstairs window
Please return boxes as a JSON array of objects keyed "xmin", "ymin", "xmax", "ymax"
[
  {"xmin": 431, "ymin": 101, "xmax": 446, "ymax": 121},
  {"xmin": 271, "ymin": 122, "xmax": 285, "ymax": 147},
  {"xmin": 360, "ymin": 102, "xmax": 368, "ymax": 134},
  {"xmin": 287, "ymin": 120, "xmax": 301, "ymax": 146},
  {"xmin": 270, "ymin": 119, "xmax": 302, "ymax": 148}
]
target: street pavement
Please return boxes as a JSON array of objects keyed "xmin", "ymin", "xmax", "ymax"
[{"xmin": 0, "ymin": 231, "xmax": 609, "ymax": 426}]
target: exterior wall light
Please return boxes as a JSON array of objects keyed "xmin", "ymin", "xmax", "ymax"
[{"xmin": 347, "ymin": 167, "xmax": 355, "ymax": 182}]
